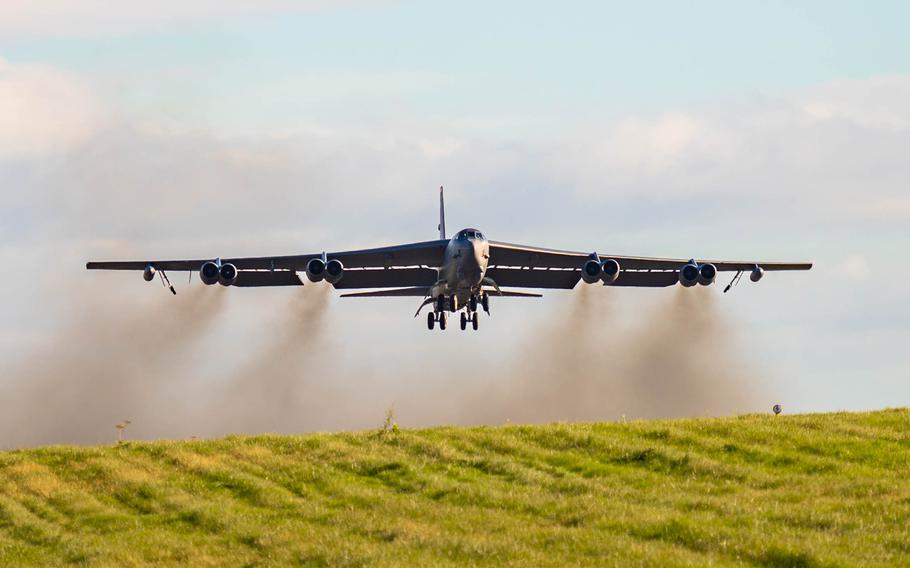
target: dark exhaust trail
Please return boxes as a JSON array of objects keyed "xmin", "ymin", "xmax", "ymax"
[
  {"xmin": 437, "ymin": 285, "xmax": 761, "ymax": 426},
  {"xmin": 0, "ymin": 286, "xmax": 225, "ymax": 447},
  {"xmin": 0, "ymin": 279, "xmax": 763, "ymax": 446},
  {"xmin": 193, "ymin": 284, "xmax": 336, "ymax": 437},
  {"xmin": 617, "ymin": 287, "xmax": 760, "ymax": 419}
]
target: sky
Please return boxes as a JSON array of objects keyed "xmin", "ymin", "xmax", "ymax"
[{"xmin": 0, "ymin": 1, "xmax": 908, "ymax": 444}]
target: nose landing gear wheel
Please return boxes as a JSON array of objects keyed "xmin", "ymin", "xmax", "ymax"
[
  {"xmin": 472, "ymin": 314, "xmax": 479, "ymax": 331},
  {"xmin": 460, "ymin": 312, "xmax": 467, "ymax": 330},
  {"xmin": 427, "ymin": 311, "xmax": 435, "ymax": 330}
]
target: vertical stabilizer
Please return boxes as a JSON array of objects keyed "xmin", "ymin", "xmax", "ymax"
[{"xmin": 438, "ymin": 185, "xmax": 446, "ymax": 240}]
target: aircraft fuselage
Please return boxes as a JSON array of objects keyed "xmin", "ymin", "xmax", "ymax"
[{"xmin": 433, "ymin": 228, "xmax": 489, "ymax": 305}]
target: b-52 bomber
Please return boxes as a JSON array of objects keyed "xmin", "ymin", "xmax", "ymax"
[{"xmin": 87, "ymin": 188, "xmax": 812, "ymax": 331}]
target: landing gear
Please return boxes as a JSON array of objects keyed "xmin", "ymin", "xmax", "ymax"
[
  {"xmin": 439, "ymin": 312, "xmax": 447, "ymax": 330},
  {"xmin": 481, "ymin": 294, "xmax": 490, "ymax": 313},
  {"xmin": 469, "ymin": 295, "xmax": 478, "ymax": 312},
  {"xmin": 449, "ymin": 294, "xmax": 458, "ymax": 312},
  {"xmin": 427, "ymin": 311, "xmax": 435, "ymax": 330},
  {"xmin": 458, "ymin": 311, "xmax": 480, "ymax": 331},
  {"xmin": 435, "ymin": 295, "xmax": 445, "ymax": 313}
]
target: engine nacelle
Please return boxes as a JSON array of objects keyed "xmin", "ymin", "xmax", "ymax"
[
  {"xmin": 325, "ymin": 259, "xmax": 344, "ymax": 284},
  {"xmin": 750, "ymin": 265, "xmax": 764, "ymax": 282},
  {"xmin": 581, "ymin": 259, "xmax": 603, "ymax": 284},
  {"xmin": 679, "ymin": 262, "xmax": 699, "ymax": 287},
  {"xmin": 143, "ymin": 264, "xmax": 156, "ymax": 282},
  {"xmin": 218, "ymin": 263, "xmax": 238, "ymax": 286},
  {"xmin": 306, "ymin": 258, "xmax": 326, "ymax": 282},
  {"xmin": 697, "ymin": 263, "xmax": 717, "ymax": 286},
  {"xmin": 200, "ymin": 261, "xmax": 220, "ymax": 286},
  {"xmin": 601, "ymin": 259, "xmax": 620, "ymax": 284}
]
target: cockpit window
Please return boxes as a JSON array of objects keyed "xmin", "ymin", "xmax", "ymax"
[{"xmin": 476, "ymin": 231, "xmax": 484, "ymax": 240}]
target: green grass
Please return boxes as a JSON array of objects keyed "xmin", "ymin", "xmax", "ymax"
[{"xmin": 0, "ymin": 410, "xmax": 909, "ymax": 566}]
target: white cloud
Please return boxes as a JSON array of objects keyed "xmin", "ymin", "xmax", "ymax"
[
  {"xmin": 0, "ymin": 58, "xmax": 101, "ymax": 158},
  {"xmin": 543, "ymin": 75, "xmax": 910, "ymax": 216},
  {"xmin": 0, "ymin": 1, "xmax": 371, "ymax": 39}
]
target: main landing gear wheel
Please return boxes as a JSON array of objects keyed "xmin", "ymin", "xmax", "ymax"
[
  {"xmin": 472, "ymin": 314, "xmax": 479, "ymax": 331},
  {"xmin": 439, "ymin": 312, "xmax": 447, "ymax": 330},
  {"xmin": 460, "ymin": 312, "xmax": 467, "ymax": 330},
  {"xmin": 427, "ymin": 311, "xmax": 435, "ymax": 330}
]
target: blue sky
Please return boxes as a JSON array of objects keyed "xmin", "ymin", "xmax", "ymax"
[
  {"xmin": 3, "ymin": 1, "xmax": 908, "ymax": 132},
  {"xmin": 0, "ymin": 1, "xmax": 908, "ymax": 444}
]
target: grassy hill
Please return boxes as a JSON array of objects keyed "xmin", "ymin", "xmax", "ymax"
[{"xmin": 0, "ymin": 410, "xmax": 908, "ymax": 566}]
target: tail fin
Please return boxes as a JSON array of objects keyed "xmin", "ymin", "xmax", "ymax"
[{"xmin": 438, "ymin": 185, "xmax": 446, "ymax": 240}]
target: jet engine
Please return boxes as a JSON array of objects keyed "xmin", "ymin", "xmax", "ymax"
[
  {"xmin": 306, "ymin": 258, "xmax": 326, "ymax": 282},
  {"xmin": 697, "ymin": 263, "xmax": 717, "ymax": 286},
  {"xmin": 601, "ymin": 259, "xmax": 620, "ymax": 284},
  {"xmin": 750, "ymin": 265, "xmax": 764, "ymax": 282},
  {"xmin": 200, "ymin": 261, "xmax": 220, "ymax": 285},
  {"xmin": 679, "ymin": 262, "xmax": 699, "ymax": 287},
  {"xmin": 142, "ymin": 264, "xmax": 156, "ymax": 282},
  {"xmin": 325, "ymin": 259, "xmax": 344, "ymax": 284},
  {"xmin": 581, "ymin": 259, "xmax": 603, "ymax": 284},
  {"xmin": 218, "ymin": 263, "xmax": 238, "ymax": 286}
]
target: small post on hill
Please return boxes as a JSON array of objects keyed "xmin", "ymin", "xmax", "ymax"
[{"xmin": 116, "ymin": 420, "xmax": 132, "ymax": 444}]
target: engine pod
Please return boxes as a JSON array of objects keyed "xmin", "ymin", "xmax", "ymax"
[
  {"xmin": 306, "ymin": 258, "xmax": 326, "ymax": 282},
  {"xmin": 601, "ymin": 259, "xmax": 620, "ymax": 284},
  {"xmin": 200, "ymin": 261, "xmax": 220, "ymax": 285},
  {"xmin": 679, "ymin": 263, "xmax": 699, "ymax": 287},
  {"xmin": 325, "ymin": 259, "xmax": 344, "ymax": 284},
  {"xmin": 581, "ymin": 259, "xmax": 603, "ymax": 284},
  {"xmin": 218, "ymin": 263, "xmax": 238, "ymax": 286},
  {"xmin": 697, "ymin": 263, "xmax": 717, "ymax": 286}
]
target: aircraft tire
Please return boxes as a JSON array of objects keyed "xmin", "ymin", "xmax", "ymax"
[
  {"xmin": 460, "ymin": 312, "xmax": 467, "ymax": 330},
  {"xmin": 427, "ymin": 312, "xmax": 435, "ymax": 330},
  {"xmin": 472, "ymin": 314, "xmax": 479, "ymax": 331},
  {"xmin": 439, "ymin": 312, "xmax": 447, "ymax": 330}
]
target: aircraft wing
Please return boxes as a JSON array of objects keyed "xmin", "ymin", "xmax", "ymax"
[
  {"xmin": 86, "ymin": 240, "xmax": 448, "ymax": 273},
  {"xmin": 488, "ymin": 241, "xmax": 812, "ymax": 272},
  {"xmin": 486, "ymin": 241, "xmax": 811, "ymax": 289}
]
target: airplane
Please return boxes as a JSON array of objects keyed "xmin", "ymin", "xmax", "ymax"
[{"xmin": 87, "ymin": 187, "xmax": 812, "ymax": 331}]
